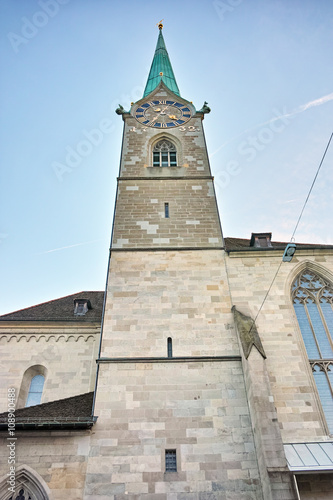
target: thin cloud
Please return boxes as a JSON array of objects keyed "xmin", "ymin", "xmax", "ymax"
[
  {"xmin": 36, "ymin": 239, "xmax": 105, "ymax": 255},
  {"xmin": 211, "ymin": 92, "xmax": 333, "ymax": 157},
  {"xmin": 265, "ymin": 92, "xmax": 333, "ymax": 125},
  {"xmin": 299, "ymin": 93, "xmax": 333, "ymax": 112},
  {"xmin": 279, "ymin": 198, "xmax": 300, "ymax": 205}
]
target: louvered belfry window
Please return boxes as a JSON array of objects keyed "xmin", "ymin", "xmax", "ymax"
[
  {"xmin": 153, "ymin": 139, "xmax": 177, "ymax": 167},
  {"xmin": 292, "ymin": 270, "xmax": 333, "ymax": 432}
]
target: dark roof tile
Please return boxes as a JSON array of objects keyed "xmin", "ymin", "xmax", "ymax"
[
  {"xmin": 224, "ymin": 237, "xmax": 332, "ymax": 252},
  {"xmin": 0, "ymin": 291, "xmax": 104, "ymax": 322},
  {"xmin": 0, "ymin": 392, "xmax": 94, "ymax": 422}
]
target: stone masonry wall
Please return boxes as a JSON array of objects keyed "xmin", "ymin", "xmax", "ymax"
[
  {"xmin": 0, "ymin": 324, "xmax": 99, "ymax": 412},
  {"xmin": 226, "ymin": 250, "xmax": 333, "ymax": 442},
  {"xmin": 120, "ymin": 86, "xmax": 210, "ymax": 178},
  {"xmin": 0, "ymin": 431, "xmax": 91, "ymax": 500},
  {"xmin": 87, "ymin": 360, "xmax": 263, "ymax": 499},
  {"xmin": 241, "ymin": 347, "xmax": 296, "ymax": 500},
  {"xmin": 112, "ymin": 85, "xmax": 223, "ymax": 251},
  {"xmin": 112, "ymin": 179, "xmax": 222, "ymax": 249},
  {"xmin": 297, "ymin": 473, "xmax": 333, "ymax": 499},
  {"xmin": 101, "ymin": 250, "xmax": 237, "ymax": 359}
]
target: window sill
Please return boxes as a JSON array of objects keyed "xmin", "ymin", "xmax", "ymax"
[
  {"xmin": 164, "ymin": 472, "xmax": 179, "ymax": 480},
  {"xmin": 144, "ymin": 166, "xmax": 187, "ymax": 178}
]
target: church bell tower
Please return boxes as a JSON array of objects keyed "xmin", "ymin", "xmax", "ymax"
[{"xmin": 86, "ymin": 24, "xmax": 265, "ymax": 499}]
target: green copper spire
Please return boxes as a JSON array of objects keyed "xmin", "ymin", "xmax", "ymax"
[{"xmin": 143, "ymin": 23, "xmax": 180, "ymax": 97}]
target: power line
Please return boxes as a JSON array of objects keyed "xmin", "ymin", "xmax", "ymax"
[
  {"xmin": 248, "ymin": 132, "xmax": 333, "ymax": 335},
  {"xmin": 291, "ymin": 132, "xmax": 333, "ymax": 241},
  {"xmin": 248, "ymin": 260, "xmax": 283, "ymax": 335}
]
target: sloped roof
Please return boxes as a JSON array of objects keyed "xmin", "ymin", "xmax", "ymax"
[
  {"xmin": 224, "ymin": 237, "xmax": 333, "ymax": 252},
  {"xmin": 284, "ymin": 442, "xmax": 333, "ymax": 472},
  {"xmin": 0, "ymin": 291, "xmax": 104, "ymax": 322},
  {"xmin": 143, "ymin": 27, "xmax": 180, "ymax": 97},
  {"xmin": 0, "ymin": 392, "xmax": 95, "ymax": 429}
]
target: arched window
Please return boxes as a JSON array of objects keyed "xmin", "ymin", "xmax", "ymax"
[
  {"xmin": 25, "ymin": 375, "xmax": 45, "ymax": 407},
  {"xmin": 153, "ymin": 139, "xmax": 177, "ymax": 167},
  {"xmin": 17, "ymin": 365, "xmax": 47, "ymax": 409},
  {"xmin": 292, "ymin": 270, "xmax": 333, "ymax": 432}
]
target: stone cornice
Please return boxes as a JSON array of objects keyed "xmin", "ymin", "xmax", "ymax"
[
  {"xmin": 0, "ymin": 330, "xmax": 99, "ymax": 343},
  {"xmin": 117, "ymin": 176, "xmax": 213, "ymax": 181},
  {"xmin": 227, "ymin": 248, "xmax": 333, "ymax": 258},
  {"xmin": 97, "ymin": 355, "xmax": 241, "ymax": 363},
  {"xmin": 0, "ymin": 321, "xmax": 100, "ymax": 329},
  {"xmin": 111, "ymin": 246, "xmax": 224, "ymax": 252}
]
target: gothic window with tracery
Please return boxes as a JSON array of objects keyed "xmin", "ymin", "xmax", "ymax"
[
  {"xmin": 0, "ymin": 466, "xmax": 49, "ymax": 500},
  {"xmin": 292, "ymin": 270, "xmax": 333, "ymax": 433},
  {"xmin": 8, "ymin": 488, "xmax": 32, "ymax": 500},
  {"xmin": 153, "ymin": 139, "xmax": 177, "ymax": 167}
]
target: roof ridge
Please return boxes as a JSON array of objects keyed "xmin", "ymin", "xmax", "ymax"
[
  {"xmin": 224, "ymin": 236, "xmax": 333, "ymax": 251},
  {"xmin": 225, "ymin": 236, "xmax": 330, "ymax": 246}
]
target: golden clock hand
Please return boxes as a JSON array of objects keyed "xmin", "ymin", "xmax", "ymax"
[
  {"xmin": 148, "ymin": 106, "xmax": 169, "ymax": 122},
  {"xmin": 158, "ymin": 106, "xmax": 169, "ymax": 116}
]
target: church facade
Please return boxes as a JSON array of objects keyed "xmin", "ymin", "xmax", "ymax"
[{"xmin": 1, "ymin": 25, "xmax": 333, "ymax": 500}]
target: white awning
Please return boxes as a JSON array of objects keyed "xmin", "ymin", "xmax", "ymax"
[{"xmin": 284, "ymin": 442, "xmax": 333, "ymax": 472}]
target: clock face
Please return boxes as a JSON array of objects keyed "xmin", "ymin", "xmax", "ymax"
[{"xmin": 134, "ymin": 100, "xmax": 192, "ymax": 128}]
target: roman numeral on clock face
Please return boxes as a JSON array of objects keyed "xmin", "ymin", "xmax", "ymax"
[{"xmin": 133, "ymin": 100, "xmax": 193, "ymax": 128}]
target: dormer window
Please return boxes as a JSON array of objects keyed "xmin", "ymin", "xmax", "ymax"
[
  {"xmin": 250, "ymin": 232, "xmax": 272, "ymax": 248},
  {"xmin": 74, "ymin": 299, "xmax": 91, "ymax": 316},
  {"xmin": 153, "ymin": 139, "xmax": 177, "ymax": 167}
]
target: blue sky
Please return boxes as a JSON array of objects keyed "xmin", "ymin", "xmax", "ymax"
[{"xmin": 1, "ymin": 0, "xmax": 332, "ymax": 315}]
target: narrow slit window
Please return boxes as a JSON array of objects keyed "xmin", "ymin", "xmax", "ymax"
[
  {"xmin": 165, "ymin": 449, "xmax": 177, "ymax": 472},
  {"xmin": 165, "ymin": 203, "xmax": 169, "ymax": 218},
  {"xmin": 167, "ymin": 337, "xmax": 172, "ymax": 357},
  {"xmin": 25, "ymin": 374, "xmax": 45, "ymax": 407}
]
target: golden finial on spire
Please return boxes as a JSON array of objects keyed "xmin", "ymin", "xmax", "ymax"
[{"xmin": 157, "ymin": 19, "xmax": 164, "ymax": 30}]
